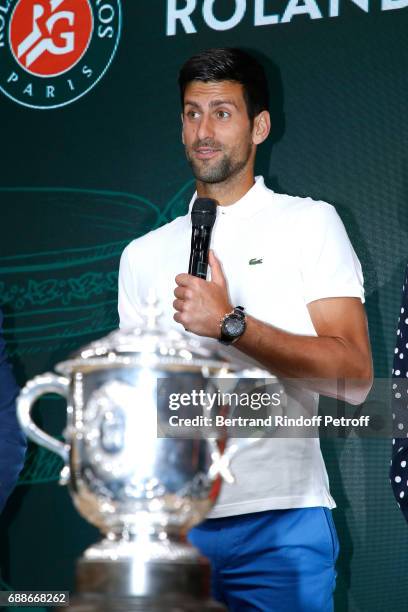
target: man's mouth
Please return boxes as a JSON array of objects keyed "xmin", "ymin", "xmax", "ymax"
[{"xmin": 194, "ymin": 147, "xmax": 221, "ymax": 160}]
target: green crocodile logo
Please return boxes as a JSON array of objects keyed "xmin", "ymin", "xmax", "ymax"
[{"xmin": 249, "ymin": 257, "xmax": 263, "ymax": 265}]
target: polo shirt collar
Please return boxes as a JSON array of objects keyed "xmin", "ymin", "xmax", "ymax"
[{"xmin": 188, "ymin": 176, "xmax": 271, "ymax": 220}]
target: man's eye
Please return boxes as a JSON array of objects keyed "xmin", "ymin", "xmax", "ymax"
[
  {"xmin": 186, "ymin": 110, "xmax": 199, "ymax": 119},
  {"xmin": 216, "ymin": 110, "xmax": 230, "ymax": 119}
]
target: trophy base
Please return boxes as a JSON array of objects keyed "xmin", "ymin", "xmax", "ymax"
[
  {"xmin": 67, "ymin": 594, "xmax": 225, "ymax": 611},
  {"xmin": 66, "ymin": 537, "xmax": 227, "ymax": 612}
]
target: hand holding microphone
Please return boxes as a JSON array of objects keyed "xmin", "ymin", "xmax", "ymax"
[{"xmin": 173, "ymin": 198, "xmax": 232, "ymax": 337}]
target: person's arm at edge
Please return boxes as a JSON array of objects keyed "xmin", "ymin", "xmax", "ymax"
[{"xmin": 0, "ymin": 312, "xmax": 27, "ymax": 512}]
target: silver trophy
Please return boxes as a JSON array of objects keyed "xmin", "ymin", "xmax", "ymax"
[{"xmin": 17, "ymin": 299, "xmax": 259, "ymax": 611}]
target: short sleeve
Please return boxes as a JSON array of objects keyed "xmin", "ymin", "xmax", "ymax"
[
  {"xmin": 299, "ymin": 202, "xmax": 365, "ymax": 305},
  {"xmin": 118, "ymin": 245, "xmax": 143, "ymax": 330}
]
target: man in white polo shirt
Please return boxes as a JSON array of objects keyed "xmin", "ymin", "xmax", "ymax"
[{"xmin": 118, "ymin": 48, "xmax": 373, "ymax": 612}]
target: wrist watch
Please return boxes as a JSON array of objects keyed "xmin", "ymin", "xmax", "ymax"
[{"xmin": 219, "ymin": 306, "xmax": 247, "ymax": 345}]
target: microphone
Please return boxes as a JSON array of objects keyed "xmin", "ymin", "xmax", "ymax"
[{"xmin": 188, "ymin": 198, "xmax": 217, "ymax": 279}]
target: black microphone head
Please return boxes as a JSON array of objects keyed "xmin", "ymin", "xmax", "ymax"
[{"xmin": 191, "ymin": 198, "xmax": 217, "ymax": 228}]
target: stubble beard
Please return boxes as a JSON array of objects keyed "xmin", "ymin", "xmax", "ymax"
[{"xmin": 186, "ymin": 141, "xmax": 253, "ymax": 184}]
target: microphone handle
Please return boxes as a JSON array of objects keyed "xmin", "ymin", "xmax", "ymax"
[{"xmin": 188, "ymin": 226, "xmax": 212, "ymax": 279}]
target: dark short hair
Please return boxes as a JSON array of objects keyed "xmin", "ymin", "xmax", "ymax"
[{"xmin": 178, "ymin": 48, "xmax": 269, "ymax": 123}]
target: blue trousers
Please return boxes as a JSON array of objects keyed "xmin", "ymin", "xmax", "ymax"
[{"xmin": 188, "ymin": 507, "xmax": 339, "ymax": 612}]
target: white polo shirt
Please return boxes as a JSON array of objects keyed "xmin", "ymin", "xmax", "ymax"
[{"xmin": 118, "ymin": 176, "xmax": 364, "ymax": 517}]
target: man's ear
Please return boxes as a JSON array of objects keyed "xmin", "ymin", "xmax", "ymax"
[
  {"xmin": 181, "ymin": 112, "xmax": 185, "ymax": 144},
  {"xmin": 252, "ymin": 111, "xmax": 271, "ymax": 145}
]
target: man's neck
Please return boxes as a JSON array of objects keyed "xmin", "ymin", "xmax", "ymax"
[{"xmin": 196, "ymin": 171, "xmax": 255, "ymax": 206}]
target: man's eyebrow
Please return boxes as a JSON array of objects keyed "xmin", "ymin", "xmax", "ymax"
[
  {"xmin": 184, "ymin": 100, "xmax": 201, "ymax": 109},
  {"xmin": 184, "ymin": 99, "xmax": 239, "ymax": 110},
  {"xmin": 209, "ymin": 99, "xmax": 238, "ymax": 109}
]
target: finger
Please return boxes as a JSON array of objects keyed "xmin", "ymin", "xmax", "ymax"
[
  {"xmin": 174, "ymin": 311, "xmax": 189, "ymax": 327},
  {"xmin": 173, "ymin": 298, "xmax": 186, "ymax": 312},
  {"xmin": 175, "ymin": 273, "xmax": 193, "ymax": 287},
  {"xmin": 173, "ymin": 312, "xmax": 183, "ymax": 324},
  {"xmin": 174, "ymin": 286, "xmax": 192, "ymax": 300},
  {"xmin": 208, "ymin": 250, "xmax": 226, "ymax": 287}
]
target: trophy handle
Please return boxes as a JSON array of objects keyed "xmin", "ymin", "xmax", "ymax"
[{"xmin": 17, "ymin": 373, "xmax": 70, "ymax": 463}]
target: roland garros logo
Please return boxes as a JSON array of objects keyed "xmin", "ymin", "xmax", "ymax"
[{"xmin": 0, "ymin": 0, "xmax": 121, "ymax": 109}]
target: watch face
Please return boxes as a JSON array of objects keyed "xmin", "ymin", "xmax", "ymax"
[{"xmin": 224, "ymin": 314, "xmax": 244, "ymax": 337}]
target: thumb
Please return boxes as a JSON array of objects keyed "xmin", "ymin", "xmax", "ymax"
[{"xmin": 208, "ymin": 250, "xmax": 226, "ymax": 287}]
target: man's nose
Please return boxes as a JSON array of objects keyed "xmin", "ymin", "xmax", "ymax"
[{"xmin": 197, "ymin": 114, "xmax": 214, "ymax": 141}]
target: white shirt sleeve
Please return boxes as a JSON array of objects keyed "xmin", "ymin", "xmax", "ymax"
[
  {"xmin": 299, "ymin": 202, "xmax": 365, "ymax": 305},
  {"xmin": 118, "ymin": 244, "xmax": 143, "ymax": 329}
]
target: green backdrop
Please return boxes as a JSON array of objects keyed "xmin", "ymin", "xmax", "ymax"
[{"xmin": 1, "ymin": 1, "xmax": 408, "ymax": 610}]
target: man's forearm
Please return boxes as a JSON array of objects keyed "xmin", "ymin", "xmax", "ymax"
[
  {"xmin": 235, "ymin": 316, "xmax": 373, "ymax": 404},
  {"xmin": 236, "ymin": 315, "xmax": 369, "ymax": 379},
  {"xmin": 173, "ymin": 259, "xmax": 373, "ymax": 404}
]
